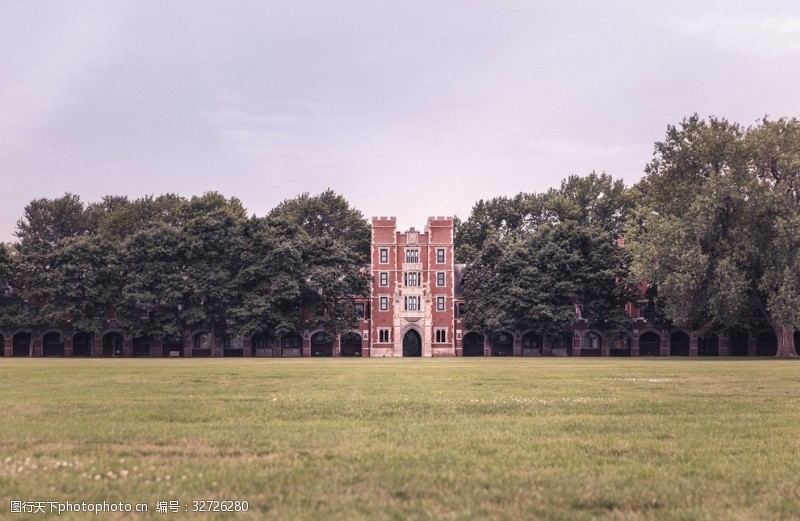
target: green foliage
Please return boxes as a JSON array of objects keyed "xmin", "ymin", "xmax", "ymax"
[{"xmin": 631, "ymin": 115, "xmax": 800, "ymax": 355}]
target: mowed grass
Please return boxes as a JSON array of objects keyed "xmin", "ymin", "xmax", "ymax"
[{"xmin": 1, "ymin": 359, "xmax": 800, "ymax": 520}]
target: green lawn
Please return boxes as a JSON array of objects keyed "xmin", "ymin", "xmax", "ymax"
[{"xmin": 1, "ymin": 358, "xmax": 799, "ymax": 520}]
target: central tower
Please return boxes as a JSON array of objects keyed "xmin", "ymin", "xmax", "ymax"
[{"xmin": 369, "ymin": 216, "xmax": 456, "ymax": 357}]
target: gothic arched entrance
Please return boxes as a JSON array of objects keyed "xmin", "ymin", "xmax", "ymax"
[{"xmin": 403, "ymin": 329, "xmax": 422, "ymax": 357}]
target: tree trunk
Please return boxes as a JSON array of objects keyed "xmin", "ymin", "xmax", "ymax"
[{"xmin": 775, "ymin": 323, "xmax": 798, "ymax": 358}]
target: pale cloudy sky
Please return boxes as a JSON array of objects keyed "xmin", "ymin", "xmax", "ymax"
[{"xmin": 2, "ymin": 1, "xmax": 800, "ymax": 242}]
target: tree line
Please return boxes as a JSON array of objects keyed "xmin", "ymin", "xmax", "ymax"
[{"xmin": 1, "ymin": 115, "xmax": 799, "ymax": 356}]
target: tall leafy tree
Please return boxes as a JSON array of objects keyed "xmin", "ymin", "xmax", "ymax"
[{"xmin": 631, "ymin": 115, "xmax": 800, "ymax": 356}]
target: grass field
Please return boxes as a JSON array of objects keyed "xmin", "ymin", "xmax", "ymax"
[{"xmin": 1, "ymin": 358, "xmax": 799, "ymax": 520}]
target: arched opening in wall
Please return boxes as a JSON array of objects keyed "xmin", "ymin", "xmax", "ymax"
[
  {"xmin": 550, "ymin": 333, "xmax": 572, "ymax": 356},
  {"xmin": 310, "ymin": 332, "xmax": 333, "ymax": 357},
  {"xmin": 581, "ymin": 331, "xmax": 602, "ymax": 357},
  {"xmin": 756, "ymin": 330, "xmax": 777, "ymax": 356},
  {"xmin": 12, "ymin": 332, "xmax": 31, "ymax": 357},
  {"xmin": 728, "ymin": 329, "xmax": 749, "ymax": 356},
  {"xmin": 72, "ymin": 332, "xmax": 91, "ymax": 357},
  {"xmin": 132, "ymin": 336, "xmax": 152, "ymax": 357},
  {"xmin": 698, "ymin": 333, "xmax": 719, "ymax": 356},
  {"xmin": 670, "ymin": 331, "xmax": 690, "ymax": 356},
  {"xmin": 102, "ymin": 332, "xmax": 124, "ymax": 357},
  {"xmin": 282, "ymin": 334, "xmax": 303, "ymax": 357},
  {"xmin": 192, "ymin": 332, "xmax": 213, "ymax": 357},
  {"xmin": 162, "ymin": 338, "xmax": 183, "ymax": 357},
  {"xmin": 340, "ymin": 332, "xmax": 362, "ymax": 357},
  {"xmin": 223, "ymin": 335, "xmax": 244, "ymax": 357},
  {"xmin": 402, "ymin": 329, "xmax": 421, "ymax": 357},
  {"xmin": 795, "ymin": 331, "xmax": 800, "ymax": 354},
  {"xmin": 491, "ymin": 332, "xmax": 513, "ymax": 356},
  {"xmin": 462, "ymin": 332, "xmax": 484, "ymax": 357},
  {"xmin": 42, "ymin": 332, "xmax": 65, "ymax": 357},
  {"xmin": 639, "ymin": 332, "xmax": 661, "ymax": 356},
  {"xmin": 522, "ymin": 332, "xmax": 542, "ymax": 356},
  {"xmin": 0, "ymin": 333, "xmax": 4, "ymax": 356},
  {"xmin": 610, "ymin": 337, "xmax": 631, "ymax": 357},
  {"xmin": 252, "ymin": 334, "xmax": 273, "ymax": 357}
]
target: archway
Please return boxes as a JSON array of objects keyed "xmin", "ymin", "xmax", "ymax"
[
  {"xmin": 491, "ymin": 332, "xmax": 513, "ymax": 356},
  {"xmin": 462, "ymin": 332, "xmax": 484, "ymax": 357},
  {"xmin": 698, "ymin": 333, "xmax": 719, "ymax": 356},
  {"xmin": 756, "ymin": 330, "xmax": 777, "ymax": 357},
  {"xmin": 132, "ymin": 336, "xmax": 152, "ymax": 357},
  {"xmin": 282, "ymin": 334, "xmax": 303, "ymax": 357},
  {"xmin": 402, "ymin": 329, "xmax": 421, "ymax": 357},
  {"xmin": 192, "ymin": 332, "xmax": 213, "ymax": 357},
  {"xmin": 310, "ymin": 331, "xmax": 333, "ymax": 357},
  {"xmin": 670, "ymin": 331, "xmax": 690, "ymax": 356},
  {"xmin": 639, "ymin": 331, "xmax": 661, "ymax": 356},
  {"xmin": 522, "ymin": 332, "xmax": 542, "ymax": 356},
  {"xmin": 581, "ymin": 331, "xmax": 602, "ymax": 356},
  {"xmin": 340, "ymin": 332, "xmax": 362, "ymax": 357},
  {"xmin": 102, "ymin": 332, "xmax": 124, "ymax": 357},
  {"xmin": 252, "ymin": 334, "xmax": 274, "ymax": 357},
  {"xmin": 162, "ymin": 338, "xmax": 184, "ymax": 357},
  {"xmin": 728, "ymin": 329, "xmax": 749, "ymax": 356},
  {"xmin": 224, "ymin": 335, "xmax": 244, "ymax": 357},
  {"xmin": 42, "ymin": 332, "xmax": 65, "ymax": 357},
  {"xmin": 13, "ymin": 332, "xmax": 31, "ymax": 357}
]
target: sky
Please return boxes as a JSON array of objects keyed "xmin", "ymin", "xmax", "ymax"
[{"xmin": 2, "ymin": 1, "xmax": 800, "ymax": 242}]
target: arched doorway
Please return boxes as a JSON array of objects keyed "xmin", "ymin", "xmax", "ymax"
[
  {"xmin": 522, "ymin": 332, "xmax": 542, "ymax": 356},
  {"xmin": 282, "ymin": 334, "xmax": 303, "ymax": 357},
  {"xmin": 698, "ymin": 333, "xmax": 719, "ymax": 356},
  {"xmin": 491, "ymin": 332, "xmax": 513, "ymax": 356},
  {"xmin": 252, "ymin": 334, "xmax": 273, "ymax": 357},
  {"xmin": 756, "ymin": 330, "xmax": 777, "ymax": 357},
  {"xmin": 670, "ymin": 331, "xmax": 690, "ymax": 356},
  {"xmin": 340, "ymin": 332, "xmax": 362, "ymax": 357},
  {"xmin": 132, "ymin": 336, "xmax": 152, "ymax": 357},
  {"xmin": 192, "ymin": 332, "xmax": 213, "ymax": 357},
  {"xmin": 639, "ymin": 332, "xmax": 661, "ymax": 356},
  {"xmin": 728, "ymin": 329, "xmax": 749, "ymax": 356},
  {"xmin": 462, "ymin": 332, "xmax": 484, "ymax": 357},
  {"xmin": 162, "ymin": 338, "xmax": 184, "ymax": 357},
  {"xmin": 12, "ymin": 332, "xmax": 31, "ymax": 357},
  {"xmin": 402, "ymin": 329, "xmax": 421, "ymax": 357},
  {"xmin": 581, "ymin": 331, "xmax": 602, "ymax": 356},
  {"xmin": 310, "ymin": 332, "xmax": 333, "ymax": 357},
  {"xmin": 42, "ymin": 332, "xmax": 65, "ymax": 357},
  {"xmin": 102, "ymin": 332, "xmax": 124, "ymax": 357},
  {"xmin": 224, "ymin": 335, "xmax": 244, "ymax": 357}
]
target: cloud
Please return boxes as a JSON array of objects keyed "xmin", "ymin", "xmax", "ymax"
[{"xmin": 680, "ymin": 14, "xmax": 800, "ymax": 56}]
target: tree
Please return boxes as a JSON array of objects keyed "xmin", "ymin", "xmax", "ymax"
[
  {"xmin": 631, "ymin": 115, "xmax": 800, "ymax": 356},
  {"xmin": 462, "ymin": 222, "xmax": 633, "ymax": 342},
  {"xmin": 267, "ymin": 189, "xmax": 371, "ymax": 265}
]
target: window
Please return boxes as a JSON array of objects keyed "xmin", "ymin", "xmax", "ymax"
[
  {"xmin": 436, "ymin": 272, "xmax": 445, "ymax": 287},
  {"xmin": 435, "ymin": 329, "xmax": 447, "ymax": 343},
  {"xmin": 405, "ymin": 249, "xmax": 419, "ymax": 263},
  {"xmin": 436, "ymin": 248, "xmax": 445, "ymax": 263},
  {"xmin": 380, "ymin": 296, "xmax": 389, "ymax": 311},
  {"xmin": 404, "ymin": 296, "xmax": 421, "ymax": 311},
  {"xmin": 379, "ymin": 272, "xmax": 388, "ymax": 287},
  {"xmin": 283, "ymin": 334, "xmax": 302, "ymax": 349},
  {"xmin": 457, "ymin": 303, "xmax": 466, "ymax": 317},
  {"xmin": 312, "ymin": 332, "xmax": 328, "ymax": 344},
  {"xmin": 354, "ymin": 303, "xmax": 365, "ymax": 318},
  {"xmin": 437, "ymin": 296, "xmax": 445, "ymax": 311},
  {"xmin": 379, "ymin": 248, "xmax": 388, "ymax": 263},
  {"xmin": 404, "ymin": 272, "xmax": 420, "ymax": 287},
  {"xmin": 379, "ymin": 329, "xmax": 390, "ymax": 343}
]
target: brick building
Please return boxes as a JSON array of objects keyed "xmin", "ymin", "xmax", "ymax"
[{"xmin": 0, "ymin": 215, "xmax": 787, "ymax": 358}]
